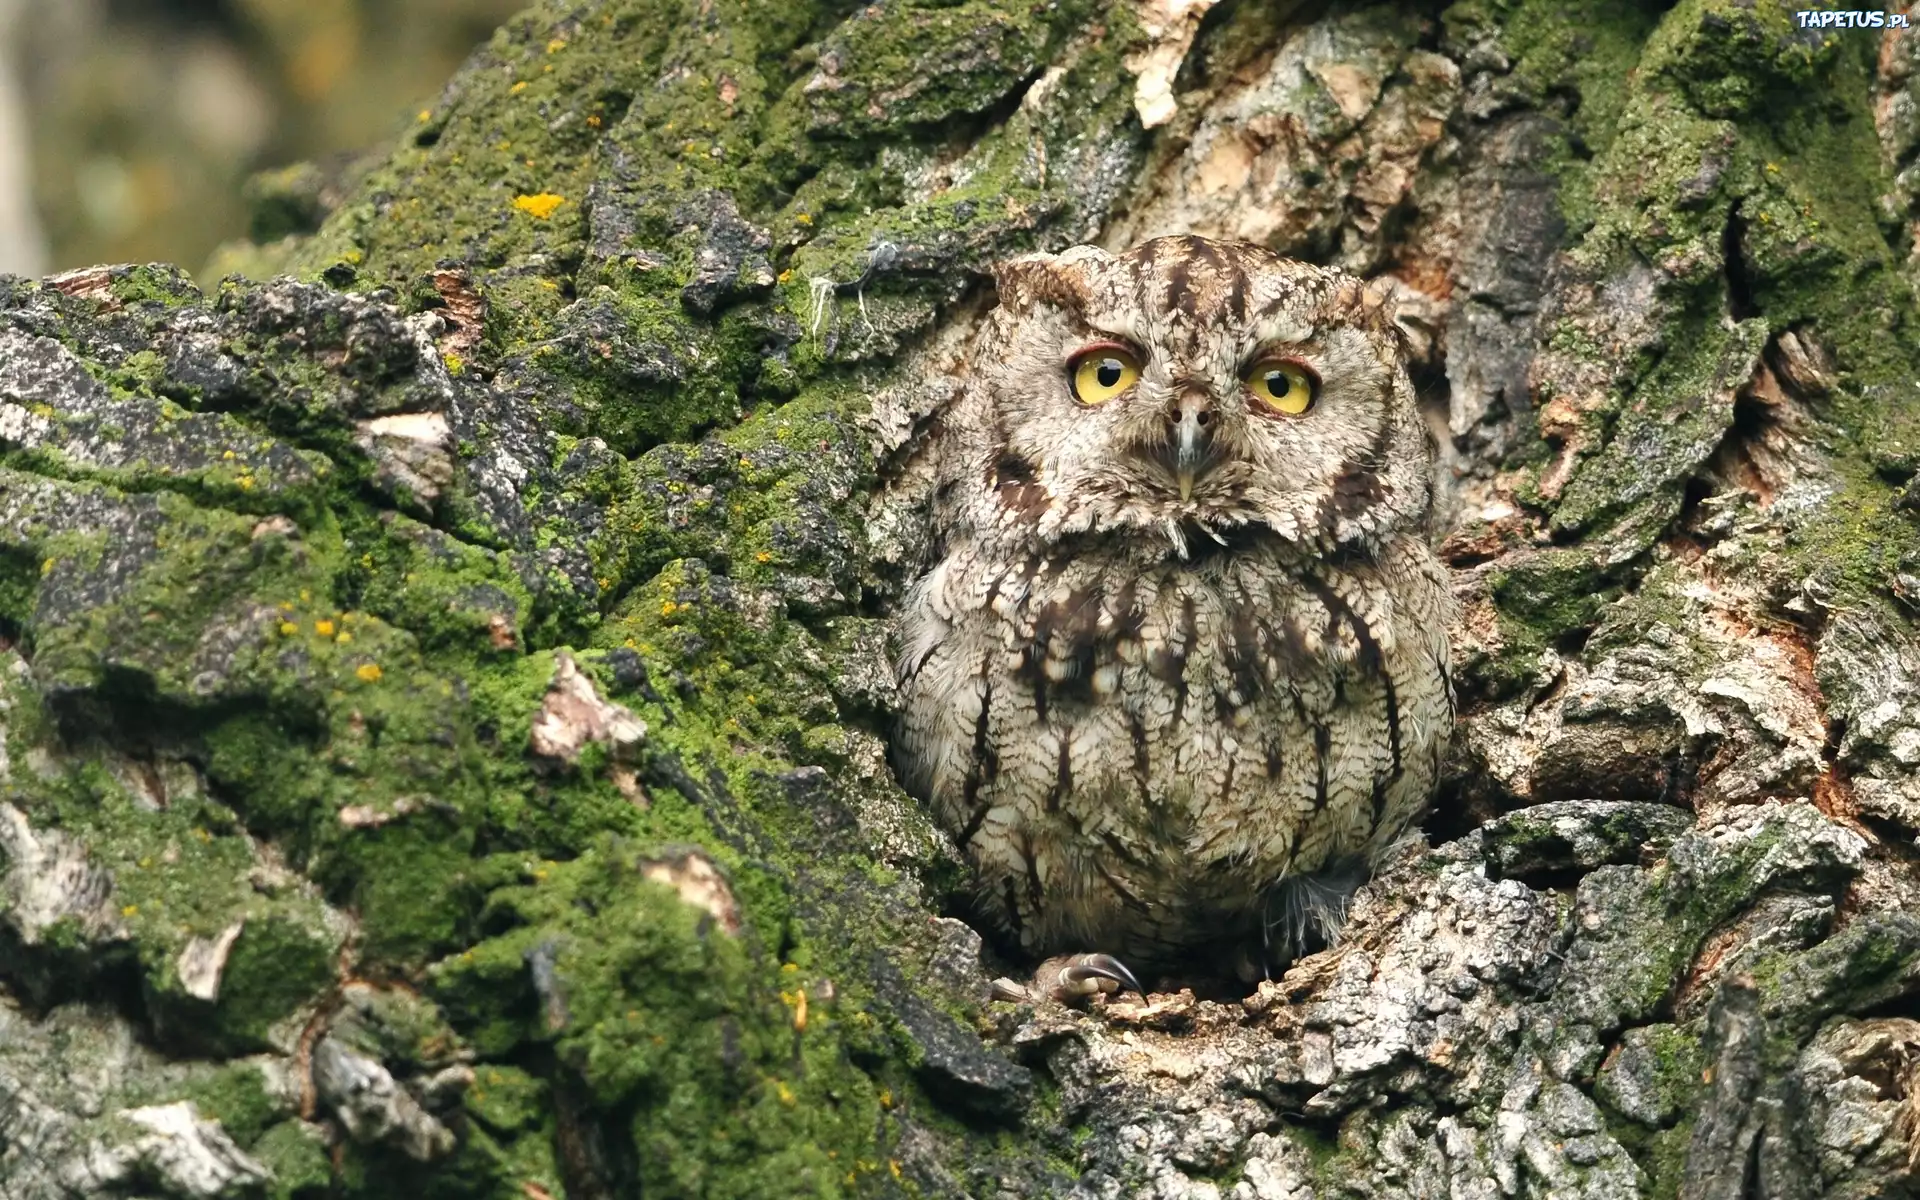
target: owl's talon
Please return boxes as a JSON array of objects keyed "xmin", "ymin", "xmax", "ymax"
[{"xmin": 1047, "ymin": 953, "xmax": 1143, "ymax": 1001}]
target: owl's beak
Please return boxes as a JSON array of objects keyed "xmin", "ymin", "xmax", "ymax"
[{"xmin": 1172, "ymin": 393, "xmax": 1212, "ymax": 501}]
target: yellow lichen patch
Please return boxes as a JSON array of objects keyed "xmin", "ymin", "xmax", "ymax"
[
  {"xmin": 513, "ymin": 192, "xmax": 566, "ymax": 220},
  {"xmin": 314, "ymin": 620, "xmax": 336, "ymax": 638},
  {"xmin": 356, "ymin": 663, "xmax": 384, "ymax": 683}
]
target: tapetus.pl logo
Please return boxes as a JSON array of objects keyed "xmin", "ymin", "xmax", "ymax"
[{"xmin": 1794, "ymin": 10, "xmax": 1911, "ymax": 26}]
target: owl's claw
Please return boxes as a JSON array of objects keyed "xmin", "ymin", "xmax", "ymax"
[{"xmin": 1045, "ymin": 953, "xmax": 1143, "ymax": 1001}]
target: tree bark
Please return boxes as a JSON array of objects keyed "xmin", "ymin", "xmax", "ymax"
[{"xmin": 3, "ymin": 1, "xmax": 1920, "ymax": 1197}]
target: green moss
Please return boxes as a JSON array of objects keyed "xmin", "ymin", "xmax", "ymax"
[
  {"xmin": 1442, "ymin": 0, "xmax": 1662, "ymax": 231},
  {"xmin": 340, "ymin": 513, "xmax": 537, "ymax": 659},
  {"xmin": 591, "ymin": 382, "xmax": 872, "ymax": 605},
  {"xmin": 1453, "ymin": 0, "xmax": 1920, "ymax": 707},
  {"xmin": 288, "ymin": 1, "xmax": 680, "ymax": 296},
  {"xmin": 1489, "ymin": 547, "xmax": 1616, "ymax": 639},
  {"xmin": 335, "ymin": 985, "xmax": 466, "ymax": 1069},
  {"xmin": 0, "ymin": 542, "xmax": 36, "ymax": 631},
  {"xmin": 467, "ymin": 1064, "xmax": 550, "ymax": 1135},
  {"xmin": 250, "ymin": 1121, "xmax": 335, "ymax": 1200},
  {"xmin": 453, "ymin": 1123, "xmax": 566, "ymax": 1200},
  {"xmin": 1644, "ymin": 1118, "xmax": 1695, "ymax": 1200},
  {"xmin": 181, "ymin": 1061, "xmax": 288, "ymax": 1148},
  {"xmin": 1461, "ymin": 546, "xmax": 1625, "ymax": 697},
  {"xmin": 6, "ymin": 754, "xmax": 342, "ymax": 1049},
  {"xmin": 105, "ymin": 264, "xmax": 205, "ymax": 310},
  {"xmin": 1643, "ymin": 0, "xmax": 1832, "ymax": 120},
  {"xmin": 340, "ymin": 824, "xmax": 486, "ymax": 965},
  {"xmin": 1751, "ymin": 914, "xmax": 1920, "ymax": 1065},
  {"xmin": 105, "ymin": 350, "xmax": 169, "ymax": 396},
  {"xmin": 781, "ymin": 0, "xmax": 1058, "ymax": 138},
  {"xmin": 213, "ymin": 917, "xmax": 340, "ymax": 1045},
  {"xmin": 1597, "ymin": 1022, "xmax": 1703, "ymax": 1132},
  {"xmin": 1552, "ymin": 314, "xmax": 1767, "ymax": 546},
  {"xmin": 428, "ymin": 839, "xmax": 885, "ymax": 1199}
]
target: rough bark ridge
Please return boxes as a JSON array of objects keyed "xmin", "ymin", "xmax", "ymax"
[{"xmin": 3, "ymin": 1, "xmax": 1920, "ymax": 1198}]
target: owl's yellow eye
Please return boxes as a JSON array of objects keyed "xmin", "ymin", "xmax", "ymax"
[
  {"xmin": 1068, "ymin": 345, "xmax": 1142, "ymax": 405},
  {"xmin": 1244, "ymin": 357, "xmax": 1318, "ymax": 416}
]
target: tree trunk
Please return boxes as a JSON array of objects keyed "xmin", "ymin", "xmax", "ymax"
[{"xmin": 3, "ymin": 1, "xmax": 1920, "ymax": 1197}]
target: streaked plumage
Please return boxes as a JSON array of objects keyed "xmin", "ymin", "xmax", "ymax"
[{"xmin": 893, "ymin": 235, "xmax": 1453, "ymax": 977}]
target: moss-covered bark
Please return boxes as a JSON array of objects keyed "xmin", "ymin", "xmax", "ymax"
[{"xmin": 4, "ymin": 1, "xmax": 1920, "ymax": 1197}]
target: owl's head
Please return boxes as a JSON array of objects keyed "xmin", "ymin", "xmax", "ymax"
[{"xmin": 971, "ymin": 235, "xmax": 1431, "ymax": 558}]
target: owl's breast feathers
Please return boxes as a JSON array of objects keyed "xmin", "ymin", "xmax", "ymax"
[{"xmin": 893, "ymin": 532, "xmax": 1453, "ymax": 964}]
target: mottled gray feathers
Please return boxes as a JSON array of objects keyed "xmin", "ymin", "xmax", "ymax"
[{"xmin": 893, "ymin": 235, "xmax": 1453, "ymax": 977}]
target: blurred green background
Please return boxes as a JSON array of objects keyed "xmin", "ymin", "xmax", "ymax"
[{"xmin": 0, "ymin": 0, "xmax": 524, "ymax": 279}]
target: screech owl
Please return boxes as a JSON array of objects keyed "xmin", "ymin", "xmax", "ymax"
[{"xmin": 892, "ymin": 235, "xmax": 1454, "ymax": 992}]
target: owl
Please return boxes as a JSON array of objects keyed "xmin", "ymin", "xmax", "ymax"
[{"xmin": 892, "ymin": 235, "xmax": 1453, "ymax": 997}]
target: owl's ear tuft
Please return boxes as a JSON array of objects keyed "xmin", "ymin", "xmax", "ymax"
[
  {"xmin": 1334, "ymin": 274, "xmax": 1402, "ymax": 341},
  {"xmin": 991, "ymin": 254, "xmax": 1091, "ymax": 316},
  {"xmin": 1361, "ymin": 276, "xmax": 1399, "ymax": 322}
]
